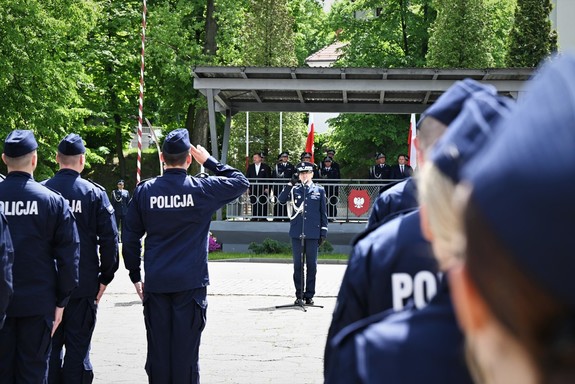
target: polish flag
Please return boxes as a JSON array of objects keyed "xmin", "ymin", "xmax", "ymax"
[
  {"xmin": 407, "ymin": 113, "xmax": 417, "ymax": 170},
  {"xmin": 306, "ymin": 113, "xmax": 315, "ymax": 163}
]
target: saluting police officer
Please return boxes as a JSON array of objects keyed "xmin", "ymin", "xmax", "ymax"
[
  {"xmin": 0, "ymin": 211, "xmax": 14, "ymax": 330},
  {"xmin": 278, "ymin": 162, "xmax": 328, "ymax": 305},
  {"xmin": 42, "ymin": 133, "xmax": 119, "ymax": 384},
  {"xmin": 0, "ymin": 130, "xmax": 80, "ymax": 383},
  {"xmin": 122, "ymin": 128, "xmax": 249, "ymax": 384}
]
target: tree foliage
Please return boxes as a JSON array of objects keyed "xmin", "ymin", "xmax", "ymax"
[
  {"xmin": 507, "ymin": 0, "xmax": 557, "ymax": 67},
  {"xmin": 323, "ymin": 0, "xmax": 435, "ymax": 177},
  {"xmin": 0, "ymin": 0, "xmax": 99, "ymax": 178}
]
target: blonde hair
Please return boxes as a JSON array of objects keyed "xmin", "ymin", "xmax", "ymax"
[{"xmin": 417, "ymin": 161, "xmax": 465, "ymax": 270}]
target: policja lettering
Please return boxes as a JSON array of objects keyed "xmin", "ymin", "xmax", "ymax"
[
  {"xmin": 68, "ymin": 199, "xmax": 82, "ymax": 214},
  {"xmin": 0, "ymin": 200, "xmax": 39, "ymax": 216},
  {"xmin": 150, "ymin": 194, "xmax": 194, "ymax": 209}
]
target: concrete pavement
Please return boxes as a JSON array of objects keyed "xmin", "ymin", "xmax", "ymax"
[{"xmin": 90, "ymin": 261, "xmax": 347, "ymax": 383}]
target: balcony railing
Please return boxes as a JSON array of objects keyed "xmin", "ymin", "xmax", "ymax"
[{"xmin": 224, "ymin": 178, "xmax": 399, "ymax": 223}]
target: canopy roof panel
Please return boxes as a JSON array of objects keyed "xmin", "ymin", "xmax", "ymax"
[{"xmin": 192, "ymin": 66, "xmax": 534, "ymax": 115}]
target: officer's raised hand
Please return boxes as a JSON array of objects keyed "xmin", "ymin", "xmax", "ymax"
[
  {"xmin": 290, "ymin": 172, "xmax": 300, "ymax": 186},
  {"xmin": 190, "ymin": 144, "xmax": 210, "ymax": 165}
]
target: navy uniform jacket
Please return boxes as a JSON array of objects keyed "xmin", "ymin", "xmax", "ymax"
[
  {"xmin": 0, "ymin": 212, "xmax": 14, "ymax": 328},
  {"xmin": 0, "ymin": 172, "xmax": 79, "ymax": 316},
  {"xmin": 277, "ymin": 182, "xmax": 328, "ymax": 239},
  {"xmin": 325, "ymin": 209, "xmax": 440, "ymax": 373},
  {"xmin": 273, "ymin": 162, "xmax": 295, "ymax": 179},
  {"xmin": 111, "ymin": 189, "xmax": 129, "ymax": 216},
  {"xmin": 325, "ymin": 280, "xmax": 473, "ymax": 384},
  {"xmin": 122, "ymin": 157, "xmax": 249, "ymax": 293},
  {"xmin": 367, "ymin": 177, "xmax": 418, "ymax": 228},
  {"xmin": 43, "ymin": 169, "xmax": 119, "ymax": 298},
  {"xmin": 368, "ymin": 163, "xmax": 391, "ymax": 180}
]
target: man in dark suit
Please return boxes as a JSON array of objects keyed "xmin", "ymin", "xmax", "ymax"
[
  {"xmin": 246, "ymin": 152, "xmax": 272, "ymax": 221},
  {"xmin": 391, "ymin": 154, "xmax": 413, "ymax": 179}
]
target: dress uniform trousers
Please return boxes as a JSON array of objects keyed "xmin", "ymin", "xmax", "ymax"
[
  {"xmin": 291, "ymin": 238, "xmax": 319, "ymax": 300},
  {"xmin": 144, "ymin": 288, "xmax": 207, "ymax": 384},
  {"xmin": 48, "ymin": 297, "xmax": 97, "ymax": 384},
  {"xmin": 0, "ymin": 315, "xmax": 53, "ymax": 383}
]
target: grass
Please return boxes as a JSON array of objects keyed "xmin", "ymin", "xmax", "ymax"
[{"xmin": 208, "ymin": 252, "xmax": 349, "ymax": 262}]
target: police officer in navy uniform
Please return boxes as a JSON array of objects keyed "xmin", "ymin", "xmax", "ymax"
[
  {"xmin": 0, "ymin": 212, "xmax": 14, "ymax": 330},
  {"xmin": 0, "ymin": 130, "xmax": 80, "ymax": 383},
  {"xmin": 122, "ymin": 128, "xmax": 249, "ymax": 384},
  {"xmin": 324, "ymin": 79, "xmax": 497, "ymax": 377},
  {"xmin": 278, "ymin": 162, "xmax": 328, "ymax": 305},
  {"xmin": 111, "ymin": 179, "xmax": 129, "ymax": 239},
  {"xmin": 272, "ymin": 151, "xmax": 294, "ymax": 220},
  {"xmin": 368, "ymin": 153, "xmax": 391, "ymax": 180},
  {"xmin": 42, "ymin": 133, "xmax": 119, "ymax": 384},
  {"xmin": 319, "ymin": 157, "xmax": 340, "ymax": 221},
  {"xmin": 325, "ymin": 81, "xmax": 513, "ymax": 384}
]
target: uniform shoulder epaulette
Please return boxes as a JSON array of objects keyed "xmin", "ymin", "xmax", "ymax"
[
  {"xmin": 86, "ymin": 178, "xmax": 106, "ymax": 191},
  {"xmin": 137, "ymin": 176, "xmax": 155, "ymax": 186},
  {"xmin": 41, "ymin": 184, "xmax": 64, "ymax": 197}
]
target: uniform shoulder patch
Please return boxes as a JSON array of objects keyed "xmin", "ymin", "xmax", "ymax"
[{"xmin": 86, "ymin": 178, "xmax": 106, "ymax": 191}]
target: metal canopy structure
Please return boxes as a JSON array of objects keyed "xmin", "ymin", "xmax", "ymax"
[{"xmin": 192, "ymin": 66, "xmax": 534, "ymax": 160}]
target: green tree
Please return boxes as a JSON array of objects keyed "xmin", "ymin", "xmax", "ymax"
[
  {"xmin": 289, "ymin": 0, "xmax": 333, "ymax": 65},
  {"xmin": 507, "ymin": 0, "xmax": 557, "ymax": 67},
  {"xmin": 229, "ymin": 0, "xmax": 307, "ymax": 170},
  {"xmin": 427, "ymin": 0, "xmax": 494, "ymax": 67},
  {"xmin": 323, "ymin": 0, "xmax": 435, "ymax": 177},
  {"xmin": 0, "ymin": 0, "xmax": 98, "ymax": 178}
]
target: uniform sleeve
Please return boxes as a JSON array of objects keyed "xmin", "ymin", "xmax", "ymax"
[
  {"xmin": 0, "ymin": 213, "xmax": 14, "ymax": 329},
  {"xmin": 324, "ymin": 327, "xmax": 362, "ymax": 383},
  {"xmin": 320, "ymin": 188, "xmax": 328, "ymax": 238},
  {"xmin": 277, "ymin": 184, "xmax": 293, "ymax": 204},
  {"xmin": 325, "ymin": 246, "xmax": 371, "ymax": 366},
  {"xmin": 53, "ymin": 199, "xmax": 80, "ymax": 308},
  {"xmin": 367, "ymin": 194, "xmax": 391, "ymax": 228},
  {"xmin": 96, "ymin": 190, "xmax": 119, "ymax": 286},
  {"xmin": 202, "ymin": 156, "xmax": 250, "ymax": 205},
  {"xmin": 122, "ymin": 187, "xmax": 146, "ymax": 283}
]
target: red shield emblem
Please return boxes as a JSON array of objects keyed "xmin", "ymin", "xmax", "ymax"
[{"xmin": 348, "ymin": 189, "xmax": 371, "ymax": 217}]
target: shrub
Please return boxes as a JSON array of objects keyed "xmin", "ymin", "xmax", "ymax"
[{"xmin": 248, "ymin": 238, "xmax": 291, "ymax": 254}]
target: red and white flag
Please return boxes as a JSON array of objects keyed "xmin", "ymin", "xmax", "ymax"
[
  {"xmin": 306, "ymin": 113, "xmax": 315, "ymax": 163},
  {"xmin": 407, "ymin": 113, "xmax": 417, "ymax": 170}
]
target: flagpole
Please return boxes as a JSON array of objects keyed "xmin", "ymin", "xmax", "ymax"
[
  {"xmin": 245, "ymin": 112, "xmax": 250, "ymax": 171},
  {"xmin": 136, "ymin": 0, "xmax": 147, "ymax": 185}
]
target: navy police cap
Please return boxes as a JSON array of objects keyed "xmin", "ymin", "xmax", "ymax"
[
  {"xmin": 375, "ymin": 153, "xmax": 386, "ymax": 160},
  {"xmin": 463, "ymin": 52, "xmax": 575, "ymax": 308},
  {"xmin": 323, "ymin": 157, "xmax": 332, "ymax": 163},
  {"xmin": 58, "ymin": 133, "xmax": 86, "ymax": 155},
  {"xmin": 429, "ymin": 89, "xmax": 514, "ymax": 182},
  {"xmin": 3, "ymin": 129, "xmax": 38, "ymax": 157},
  {"xmin": 301, "ymin": 151, "xmax": 312, "ymax": 159},
  {"xmin": 297, "ymin": 162, "xmax": 314, "ymax": 173},
  {"xmin": 419, "ymin": 79, "xmax": 497, "ymax": 127},
  {"xmin": 162, "ymin": 128, "xmax": 191, "ymax": 155}
]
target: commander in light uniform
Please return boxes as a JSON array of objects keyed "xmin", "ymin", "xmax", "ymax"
[
  {"xmin": 43, "ymin": 133, "xmax": 119, "ymax": 384},
  {"xmin": 278, "ymin": 162, "xmax": 328, "ymax": 305},
  {"xmin": 0, "ymin": 130, "xmax": 80, "ymax": 383},
  {"xmin": 122, "ymin": 129, "xmax": 249, "ymax": 384}
]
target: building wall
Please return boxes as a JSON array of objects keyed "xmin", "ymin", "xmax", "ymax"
[{"xmin": 551, "ymin": 0, "xmax": 575, "ymax": 52}]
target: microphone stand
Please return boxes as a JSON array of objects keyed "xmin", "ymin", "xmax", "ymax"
[{"xmin": 276, "ymin": 182, "xmax": 323, "ymax": 312}]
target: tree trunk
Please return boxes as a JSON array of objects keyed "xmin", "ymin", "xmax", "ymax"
[
  {"xmin": 191, "ymin": 108, "xmax": 209, "ymax": 174},
  {"xmin": 204, "ymin": 0, "xmax": 218, "ymax": 56}
]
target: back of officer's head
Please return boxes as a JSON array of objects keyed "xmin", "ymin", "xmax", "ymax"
[
  {"xmin": 417, "ymin": 79, "xmax": 499, "ymax": 160},
  {"xmin": 57, "ymin": 133, "xmax": 86, "ymax": 169},
  {"xmin": 162, "ymin": 129, "xmax": 191, "ymax": 166},
  {"xmin": 2, "ymin": 129, "xmax": 39, "ymax": 170},
  {"xmin": 418, "ymin": 87, "xmax": 514, "ymax": 269},
  {"xmin": 457, "ymin": 53, "xmax": 575, "ymax": 381}
]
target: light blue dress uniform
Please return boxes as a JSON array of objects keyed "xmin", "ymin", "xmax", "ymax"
[{"xmin": 278, "ymin": 162, "xmax": 328, "ymax": 301}]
